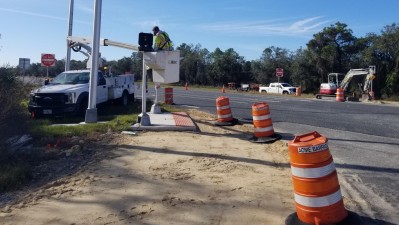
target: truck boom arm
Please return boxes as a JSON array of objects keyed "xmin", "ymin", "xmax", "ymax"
[
  {"xmin": 67, "ymin": 36, "xmax": 140, "ymax": 52},
  {"xmin": 69, "ymin": 41, "xmax": 92, "ymax": 57}
]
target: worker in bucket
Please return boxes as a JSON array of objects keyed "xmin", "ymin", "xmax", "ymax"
[{"xmin": 152, "ymin": 26, "xmax": 173, "ymax": 51}]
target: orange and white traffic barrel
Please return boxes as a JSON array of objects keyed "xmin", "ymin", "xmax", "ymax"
[
  {"xmin": 249, "ymin": 102, "xmax": 281, "ymax": 143},
  {"xmin": 296, "ymin": 87, "xmax": 302, "ymax": 96},
  {"xmin": 252, "ymin": 102, "xmax": 274, "ymax": 138},
  {"xmin": 216, "ymin": 96, "xmax": 234, "ymax": 123},
  {"xmin": 164, "ymin": 87, "xmax": 173, "ymax": 104},
  {"xmin": 286, "ymin": 131, "xmax": 350, "ymax": 225},
  {"xmin": 336, "ymin": 88, "xmax": 345, "ymax": 102},
  {"xmin": 369, "ymin": 91, "xmax": 375, "ymax": 101}
]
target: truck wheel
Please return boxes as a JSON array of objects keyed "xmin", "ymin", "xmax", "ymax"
[
  {"xmin": 77, "ymin": 99, "xmax": 88, "ymax": 116},
  {"xmin": 261, "ymin": 90, "xmax": 267, "ymax": 93},
  {"xmin": 129, "ymin": 93, "xmax": 135, "ymax": 102},
  {"xmin": 283, "ymin": 91, "xmax": 289, "ymax": 95},
  {"xmin": 119, "ymin": 91, "xmax": 128, "ymax": 106}
]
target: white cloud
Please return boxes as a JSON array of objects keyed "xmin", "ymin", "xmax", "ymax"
[
  {"xmin": 130, "ymin": 17, "xmax": 180, "ymax": 31},
  {"xmin": 199, "ymin": 16, "xmax": 331, "ymax": 36},
  {"xmin": 289, "ymin": 17, "xmax": 328, "ymax": 32},
  {"xmin": 132, "ymin": 20, "xmax": 160, "ymax": 29},
  {"xmin": 76, "ymin": 4, "xmax": 93, "ymax": 14},
  {"xmin": 0, "ymin": 7, "xmax": 65, "ymax": 21},
  {"xmin": 0, "ymin": 7, "xmax": 90, "ymax": 25}
]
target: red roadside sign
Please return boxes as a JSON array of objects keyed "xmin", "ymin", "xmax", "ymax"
[
  {"xmin": 276, "ymin": 68, "xmax": 283, "ymax": 77},
  {"xmin": 41, "ymin": 54, "xmax": 56, "ymax": 67}
]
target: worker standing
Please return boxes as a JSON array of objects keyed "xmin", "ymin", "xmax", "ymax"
[{"xmin": 152, "ymin": 26, "xmax": 173, "ymax": 51}]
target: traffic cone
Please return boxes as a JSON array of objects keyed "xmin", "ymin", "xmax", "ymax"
[
  {"xmin": 185, "ymin": 82, "xmax": 188, "ymax": 90},
  {"xmin": 221, "ymin": 85, "xmax": 226, "ymax": 93},
  {"xmin": 214, "ymin": 96, "xmax": 238, "ymax": 126},
  {"xmin": 336, "ymin": 87, "xmax": 345, "ymax": 102},
  {"xmin": 285, "ymin": 131, "xmax": 361, "ymax": 225},
  {"xmin": 249, "ymin": 102, "xmax": 281, "ymax": 143}
]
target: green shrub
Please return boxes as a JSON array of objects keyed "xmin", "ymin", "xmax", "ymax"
[
  {"xmin": 0, "ymin": 162, "xmax": 32, "ymax": 192},
  {"xmin": 0, "ymin": 67, "xmax": 31, "ymax": 143}
]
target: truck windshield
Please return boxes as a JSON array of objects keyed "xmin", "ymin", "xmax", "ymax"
[
  {"xmin": 52, "ymin": 72, "xmax": 90, "ymax": 84},
  {"xmin": 281, "ymin": 83, "xmax": 293, "ymax": 87}
]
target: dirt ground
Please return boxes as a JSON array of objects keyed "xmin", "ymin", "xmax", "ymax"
[{"xmin": 1, "ymin": 109, "xmax": 298, "ymax": 225}]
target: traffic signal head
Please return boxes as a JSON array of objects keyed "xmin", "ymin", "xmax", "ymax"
[{"xmin": 138, "ymin": 32, "xmax": 153, "ymax": 52}]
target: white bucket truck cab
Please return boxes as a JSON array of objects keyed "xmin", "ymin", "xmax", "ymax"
[{"xmin": 28, "ymin": 37, "xmax": 135, "ymax": 118}]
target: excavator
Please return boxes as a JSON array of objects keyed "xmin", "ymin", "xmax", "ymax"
[{"xmin": 315, "ymin": 66, "xmax": 376, "ymax": 101}]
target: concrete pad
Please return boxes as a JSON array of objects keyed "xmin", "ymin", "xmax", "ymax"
[{"xmin": 131, "ymin": 112, "xmax": 197, "ymax": 131}]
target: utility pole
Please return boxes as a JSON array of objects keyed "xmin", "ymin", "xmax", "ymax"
[{"xmin": 65, "ymin": 0, "xmax": 74, "ymax": 71}]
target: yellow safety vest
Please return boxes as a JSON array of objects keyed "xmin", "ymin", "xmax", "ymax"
[{"xmin": 154, "ymin": 31, "xmax": 173, "ymax": 50}]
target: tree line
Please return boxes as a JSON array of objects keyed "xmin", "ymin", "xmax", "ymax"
[{"xmin": 2, "ymin": 22, "xmax": 399, "ymax": 99}]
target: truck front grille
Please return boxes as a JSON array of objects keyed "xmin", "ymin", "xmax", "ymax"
[{"xmin": 33, "ymin": 93, "xmax": 66, "ymax": 107}]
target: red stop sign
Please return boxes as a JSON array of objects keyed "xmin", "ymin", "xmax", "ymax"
[
  {"xmin": 276, "ymin": 68, "xmax": 283, "ymax": 77},
  {"xmin": 41, "ymin": 54, "xmax": 56, "ymax": 67}
]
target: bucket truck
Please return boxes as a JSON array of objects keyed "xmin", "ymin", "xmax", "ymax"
[{"xmin": 29, "ymin": 35, "xmax": 180, "ymax": 121}]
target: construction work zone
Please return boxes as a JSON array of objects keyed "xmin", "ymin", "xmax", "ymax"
[
  {"xmin": 1, "ymin": 109, "xmax": 376, "ymax": 225},
  {"xmin": 0, "ymin": 110, "xmax": 295, "ymax": 225},
  {"xmin": 286, "ymin": 131, "xmax": 361, "ymax": 225},
  {"xmin": 5, "ymin": 1, "xmax": 387, "ymax": 223}
]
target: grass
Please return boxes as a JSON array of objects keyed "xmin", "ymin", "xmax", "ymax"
[
  {"xmin": 381, "ymin": 95, "xmax": 399, "ymax": 102},
  {"xmin": 159, "ymin": 103, "xmax": 183, "ymax": 113},
  {"xmin": 28, "ymin": 99, "xmax": 147, "ymax": 138},
  {"xmin": 159, "ymin": 82, "xmax": 221, "ymax": 91}
]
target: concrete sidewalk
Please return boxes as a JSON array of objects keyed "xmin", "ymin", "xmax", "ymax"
[{"xmin": 131, "ymin": 112, "xmax": 197, "ymax": 131}]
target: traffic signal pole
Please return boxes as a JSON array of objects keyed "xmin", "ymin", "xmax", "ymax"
[
  {"xmin": 85, "ymin": 0, "xmax": 102, "ymax": 123},
  {"xmin": 138, "ymin": 57, "xmax": 150, "ymax": 126}
]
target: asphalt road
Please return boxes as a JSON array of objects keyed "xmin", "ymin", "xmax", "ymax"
[{"xmin": 143, "ymin": 87, "xmax": 399, "ymax": 225}]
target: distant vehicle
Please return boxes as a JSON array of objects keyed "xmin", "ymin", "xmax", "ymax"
[
  {"xmin": 259, "ymin": 82, "xmax": 296, "ymax": 94},
  {"xmin": 28, "ymin": 70, "xmax": 135, "ymax": 118},
  {"xmin": 319, "ymin": 73, "xmax": 344, "ymax": 95},
  {"xmin": 237, "ymin": 83, "xmax": 249, "ymax": 92}
]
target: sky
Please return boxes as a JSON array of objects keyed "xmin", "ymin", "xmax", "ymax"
[{"xmin": 0, "ymin": 0, "xmax": 398, "ymax": 67}]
